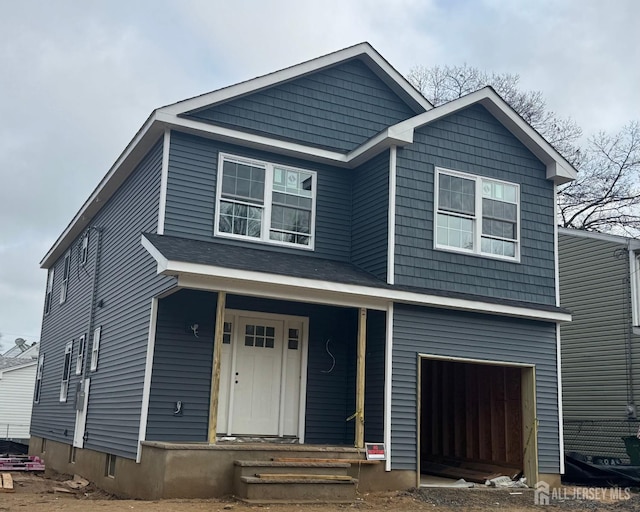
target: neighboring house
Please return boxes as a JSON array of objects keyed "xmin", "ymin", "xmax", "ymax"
[
  {"xmin": 3, "ymin": 339, "xmax": 39, "ymax": 359},
  {"xmin": 30, "ymin": 42, "xmax": 575, "ymax": 498},
  {"xmin": 0, "ymin": 349, "xmax": 39, "ymax": 442},
  {"xmin": 559, "ymin": 228, "xmax": 640, "ymax": 462}
]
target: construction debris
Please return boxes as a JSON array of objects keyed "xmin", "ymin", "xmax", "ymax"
[
  {"xmin": 0, "ymin": 455, "xmax": 45, "ymax": 471},
  {"xmin": 1, "ymin": 472, "xmax": 14, "ymax": 492},
  {"xmin": 63, "ymin": 474, "xmax": 90, "ymax": 489}
]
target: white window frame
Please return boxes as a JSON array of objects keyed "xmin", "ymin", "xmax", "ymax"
[
  {"xmin": 44, "ymin": 268, "xmax": 54, "ymax": 315},
  {"xmin": 214, "ymin": 153, "xmax": 317, "ymax": 250},
  {"xmin": 76, "ymin": 334, "xmax": 85, "ymax": 375},
  {"xmin": 90, "ymin": 326, "xmax": 101, "ymax": 371},
  {"xmin": 60, "ymin": 340, "xmax": 73, "ymax": 402},
  {"xmin": 34, "ymin": 354, "xmax": 44, "ymax": 403},
  {"xmin": 80, "ymin": 232, "xmax": 89, "ymax": 265},
  {"xmin": 434, "ymin": 167, "xmax": 520, "ymax": 262},
  {"xmin": 60, "ymin": 251, "xmax": 71, "ymax": 304}
]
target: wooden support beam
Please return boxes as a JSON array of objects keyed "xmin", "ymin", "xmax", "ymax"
[
  {"xmin": 208, "ymin": 291, "xmax": 226, "ymax": 443},
  {"xmin": 355, "ymin": 307, "xmax": 367, "ymax": 448}
]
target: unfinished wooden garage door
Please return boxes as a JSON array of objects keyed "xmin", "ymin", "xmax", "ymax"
[{"xmin": 420, "ymin": 359, "xmax": 523, "ymax": 468}]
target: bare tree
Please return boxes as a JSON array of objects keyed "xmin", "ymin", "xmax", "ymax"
[
  {"xmin": 407, "ymin": 65, "xmax": 640, "ymax": 233},
  {"xmin": 559, "ymin": 122, "xmax": 640, "ymax": 233}
]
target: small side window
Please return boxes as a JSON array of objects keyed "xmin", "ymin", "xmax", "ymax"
[
  {"xmin": 90, "ymin": 326, "xmax": 101, "ymax": 371},
  {"xmin": 44, "ymin": 269, "xmax": 55, "ymax": 315},
  {"xmin": 60, "ymin": 251, "xmax": 71, "ymax": 304},
  {"xmin": 81, "ymin": 233, "xmax": 89, "ymax": 265},
  {"xmin": 106, "ymin": 453, "xmax": 116, "ymax": 478},
  {"xmin": 76, "ymin": 334, "xmax": 85, "ymax": 375},
  {"xmin": 34, "ymin": 354, "xmax": 45, "ymax": 403},
  {"xmin": 60, "ymin": 340, "xmax": 73, "ymax": 402}
]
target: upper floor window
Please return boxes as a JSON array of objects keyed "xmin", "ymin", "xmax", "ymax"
[
  {"xmin": 631, "ymin": 252, "xmax": 640, "ymax": 328},
  {"xmin": 34, "ymin": 354, "xmax": 44, "ymax": 403},
  {"xmin": 214, "ymin": 153, "xmax": 316, "ymax": 249},
  {"xmin": 435, "ymin": 168, "xmax": 520, "ymax": 261},
  {"xmin": 44, "ymin": 269, "xmax": 55, "ymax": 315},
  {"xmin": 60, "ymin": 251, "xmax": 71, "ymax": 304},
  {"xmin": 80, "ymin": 232, "xmax": 89, "ymax": 265},
  {"xmin": 90, "ymin": 326, "xmax": 101, "ymax": 371}
]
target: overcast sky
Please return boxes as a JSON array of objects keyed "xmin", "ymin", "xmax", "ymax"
[{"xmin": 0, "ymin": 0, "xmax": 638, "ymax": 350}]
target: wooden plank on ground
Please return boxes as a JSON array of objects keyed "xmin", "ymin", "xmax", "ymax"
[
  {"xmin": 421, "ymin": 461, "xmax": 503, "ymax": 484},
  {"xmin": 1, "ymin": 472, "xmax": 14, "ymax": 492}
]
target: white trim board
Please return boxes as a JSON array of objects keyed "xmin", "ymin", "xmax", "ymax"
[
  {"xmin": 136, "ymin": 297, "xmax": 159, "ymax": 463},
  {"xmin": 141, "ymin": 236, "xmax": 572, "ymax": 323}
]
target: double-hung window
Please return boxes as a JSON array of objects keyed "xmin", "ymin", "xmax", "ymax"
[
  {"xmin": 215, "ymin": 154, "xmax": 316, "ymax": 249},
  {"xmin": 34, "ymin": 354, "xmax": 44, "ymax": 403},
  {"xmin": 60, "ymin": 251, "xmax": 71, "ymax": 304},
  {"xmin": 435, "ymin": 168, "xmax": 520, "ymax": 260},
  {"xmin": 76, "ymin": 334, "xmax": 85, "ymax": 375},
  {"xmin": 60, "ymin": 340, "xmax": 73, "ymax": 402},
  {"xmin": 90, "ymin": 326, "xmax": 101, "ymax": 371},
  {"xmin": 44, "ymin": 269, "xmax": 54, "ymax": 315}
]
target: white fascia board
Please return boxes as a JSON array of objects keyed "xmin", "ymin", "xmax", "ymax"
[
  {"xmin": 156, "ymin": 112, "xmax": 351, "ymax": 166},
  {"xmin": 161, "ymin": 43, "xmax": 431, "ymax": 116},
  {"xmin": 390, "ymin": 88, "xmax": 578, "ymax": 185},
  {"xmin": 140, "ymin": 235, "xmax": 169, "ymax": 272},
  {"xmin": 41, "ymin": 112, "xmax": 165, "ymax": 268},
  {"xmin": 558, "ymin": 226, "xmax": 636, "ymax": 245},
  {"xmin": 143, "ymin": 245, "xmax": 571, "ymax": 322}
]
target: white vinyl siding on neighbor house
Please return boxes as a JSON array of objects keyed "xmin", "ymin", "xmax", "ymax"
[
  {"xmin": 214, "ymin": 153, "xmax": 317, "ymax": 249},
  {"xmin": 60, "ymin": 340, "xmax": 73, "ymax": 402},
  {"xmin": 76, "ymin": 334, "xmax": 85, "ymax": 375},
  {"xmin": 44, "ymin": 269, "xmax": 54, "ymax": 315},
  {"xmin": 60, "ymin": 251, "xmax": 71, "ymax": 304},
  {"xmin": 90, "ymin": 326, "xmax": 101, "ymax": 371},
  {"xmin": 435, "ymin": 168, "xmax": 520, "ymax": 261}
]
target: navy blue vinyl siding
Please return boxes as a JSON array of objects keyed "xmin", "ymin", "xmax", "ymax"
[
  {"xmin": 364, "ymin": 310, "xmax": 386, "ymax": 442},
  {"xmin": 351, "ymin": 151, "xmax": 389, "ymax": 279},
  {"xmin": 185, "ymin": 59, "xmax": 416, "ymax": 153},
  {"xmin": 146, "ymin": 293, "xmax": 360, "ymax": 445},
  {"xmin": 146, "ymin": 290, "xmax": 216, "ymax": 441},
  {"xmin": 394, "ymin": 104, "xmax": 556, "ymax": 305},
  {"xmin": 32, "ymin": 139, "xmax": 176, "ymax": 459},
  {"xmin": 391, "ymin": 304, "xmax": 559, "ymax": 473},
  {"xmin": 31, "ymin": 229, "xmax": 98, "ymax": 444},
  {"xmin": 165, "ymin": 131, "xmax": 352, "ymax": 261}
]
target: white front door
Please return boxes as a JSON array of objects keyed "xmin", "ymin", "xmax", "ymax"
[
  {"xmin": 232, "ymin": 317, "xmax": 283, "ymax": 434},
  {"xmin": 216, "ymin": 311, "xmax": 307, "ymax": 438}
]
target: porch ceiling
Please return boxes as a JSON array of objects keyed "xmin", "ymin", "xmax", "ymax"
[{"xmin": 141, "ymin": 233, "xmax": 572, "ymax": 322}]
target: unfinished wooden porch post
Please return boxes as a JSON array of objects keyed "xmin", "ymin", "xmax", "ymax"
[
  {"xmin": 208, "ymin": 291, "xmax": 226, "ymax": 443},
  {"xmin": 356, "ymin": 307, "xmax": 367, "ymax": 448}
]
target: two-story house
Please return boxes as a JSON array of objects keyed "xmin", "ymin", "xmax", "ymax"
[
  {"xmin": 30, "ymin": 43, "xmax": 575, "ymax": 499},
  {"xmin": 559, "ymin": 228, "xmax": 640, "ymax": 466}
]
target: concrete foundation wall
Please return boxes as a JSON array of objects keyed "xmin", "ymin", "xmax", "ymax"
[{"xmin": 29, "ymin": 436, "xmax": 415, "ymax": 499}]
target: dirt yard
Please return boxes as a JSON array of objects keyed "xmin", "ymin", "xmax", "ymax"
[{"xmin": 1, "ymin": 472, "xmax": 639, "ymax": 511}]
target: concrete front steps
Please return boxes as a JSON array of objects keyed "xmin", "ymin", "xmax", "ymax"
[{"xmin": 233, "ymin": 460, "xmax": 358, "ymax": 503}]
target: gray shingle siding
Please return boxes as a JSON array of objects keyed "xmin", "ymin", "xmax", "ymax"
[
  {"xmin": 392, "ymin": 304, "xmax": 559, "ymax": 473},
  {"xmin": 33, "ymin": 138, "xmax": 175, "ymax": 459},
  {"xmin": 164, "ymin": 131, "xmax": 352, "ymax": 261},
  {"xmin": 184, "ymin": 59, "xmax": 417, "ymax": 153},
  {"xmin": 394, "ymin": 104, "xmax": 556, "ymax": 305},
  {"xmin": 351, "ymin": 151, "xmax": 389, "ymax": 279}
]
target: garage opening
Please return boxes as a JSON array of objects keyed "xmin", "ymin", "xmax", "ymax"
[{"xmin": 418, "ymin": 356, "xmax": 538, "ymax": 486}]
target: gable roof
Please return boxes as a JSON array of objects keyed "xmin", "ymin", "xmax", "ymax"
[
  {"xmin": 0, "ymin": 356, "xmax": 37, "ymax": 377},
  {"xmin": 389, "ymin": 87, "xmax": 577, "ymax": 184},
  {"xmin": 41, "ymin": 44, "xmax": 577, "ymax": 269}
]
